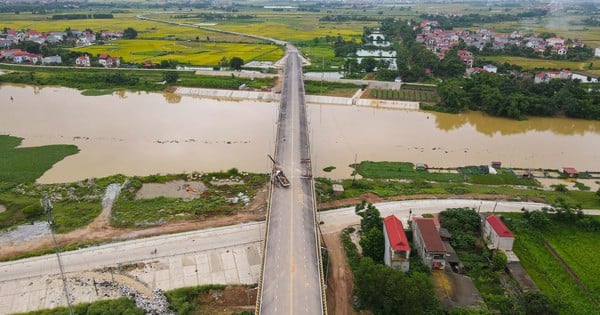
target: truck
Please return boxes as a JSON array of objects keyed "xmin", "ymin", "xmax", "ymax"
[{"xmin": 268, "ymin": 154, "xmax": 290, "ymax": 188}]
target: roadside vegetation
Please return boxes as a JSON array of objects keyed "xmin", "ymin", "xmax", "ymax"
[{"xmin": 14, "ymin": 297, "xmax": 144, "ymax": 315}]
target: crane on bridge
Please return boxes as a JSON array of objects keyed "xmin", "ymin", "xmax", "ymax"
[{"xmin": 267, "ymin": 154, "xmax": 290, "ymax": 187}]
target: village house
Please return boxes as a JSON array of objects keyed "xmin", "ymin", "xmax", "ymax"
[
  {"xmin": 563, "ymin": 167, "xmax": 578, "ymax": 178},
  {"xmin": 457, "ymin": 49, "xmax": 474, "ymax": 68},
  {"xmin": 546, "ymin": 37, "xmax": 565, "ymax": 47},
  {"xmin": 75, "ymin": 55, "xmax": 91, "ymax": 67},
  {"xmin": 41, "ymin": 55, "xmax": 62, "ymax": 65},
  {"xmin": 595, "ymin": 48, "xmax": 600, "ymax": 58},
  {"xmin": 572, "ymin": 72, "xmax": 599, "ymax": 83},
  {"xmin": 383, "ymin": 215, "xmax": 410, "ymax": 272},
  {"xmin": 412, "ymin": 217, "xmax": 447, "ymax": 270},
  {"xmin": 482, "ymin": 215, "xmax": 514, "ymax": 251},
  {"xmin": 12, "ymin": 51, "xmax": 42, "ymax": 64},
  {"xmin": 483, "ymin": 64, "xmax": 498, "ymax": 73},
  {"xmin": 98, "ymin": 54, "xmax": 120, "ymax": 68}
]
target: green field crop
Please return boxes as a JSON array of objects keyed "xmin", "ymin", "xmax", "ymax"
[
  {"xmin": 352, "ymin": 161, "xmax": 464, "ymax": 182},
  {"xmin": 482, "ymin": 56, "xmax": 589, "ymax": 71},
  {"xmin": 504, "ymin": 213, "xmax": 600, "ymax": 314}
]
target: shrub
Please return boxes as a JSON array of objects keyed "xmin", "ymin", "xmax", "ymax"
[{"xmin": 23, "ymin": 204, "xmax": 44, "ymax": 220}]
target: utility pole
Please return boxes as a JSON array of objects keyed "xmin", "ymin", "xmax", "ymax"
[{"xmin": 41, "ymin": 197, "xmax": 74, "ymax": 315}]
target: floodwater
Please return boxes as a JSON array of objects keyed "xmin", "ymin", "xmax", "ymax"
[{"xmin": 1, "ymin": 84, "xmax": 600, "ymax": 183}]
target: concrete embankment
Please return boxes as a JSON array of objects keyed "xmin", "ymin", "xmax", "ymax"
[
  {"xmin": 176, "ymin": 87, "xmax": 420, "ymax": 110},
  {"xmin": 175, "ymin": 87, "xmax": 281, "ymax": 102}
]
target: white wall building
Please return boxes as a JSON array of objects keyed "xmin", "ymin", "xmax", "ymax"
[{"xmin": 482, "ymin": 215, "xmax": 514, "ymax": 251}]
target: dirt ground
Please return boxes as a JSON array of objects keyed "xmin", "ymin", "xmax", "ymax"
[
  {"xmin": 196, "ymin": 285, "xmax": 257, "ymax": 315},
  {"xmin": 431, "ymin": 270, "xmax": 485, "ymax": 311},
  {"xmin": 324, "ymin": 232, "xmax": 363, "ymax": 315},
  {"xmin": 0, "ymin": 185, "xmax": 268, "ymax": 260},
  {"xmin": 135, "ymin": 180, "xmax": 207, "ymax": 200},
  {"xmin": 0, "ymin": 204, "xmax": 5, "ymax": 213}
]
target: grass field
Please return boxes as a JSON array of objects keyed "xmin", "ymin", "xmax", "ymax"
[
  {"xmin": 0, "ymin": 135, "xmax": 79, "ymax": 183},
  {"xmin": 71, "ymin": 40, "xmax": 283, "ymax": 66},
  {"xmin": 352, "ymin": 161, "xmax": 464, "ymax": 182},
  {"xmin": 482, "ymin": 56, "xmax": 590, "ymax": 71},
  {"xmin": 304, "ymin": 80, "xmax": 359, "ymax": 97},
  {"xmin": 504, "ymin": 213, "xmax": 600, "ymax": 314}
]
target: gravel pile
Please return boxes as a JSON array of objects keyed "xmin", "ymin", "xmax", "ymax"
[{"xmin": 98, "ymin": 281, "xmax": 174, "ymax": 315}]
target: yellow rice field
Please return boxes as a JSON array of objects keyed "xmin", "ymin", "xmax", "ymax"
[{"xmin": 71, "ymin": 40, "xmax": 283, "ymax": 66}]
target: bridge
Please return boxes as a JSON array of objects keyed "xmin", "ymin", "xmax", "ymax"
[{"xmin": 256, "ymin": 47, "xmax": 326, "ymax": 314}]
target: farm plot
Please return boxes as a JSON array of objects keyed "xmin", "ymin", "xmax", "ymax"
[
  {"xmin": 71, "ymin": 40, "xmax": 283, "ymax": 66},
  {"xmin": 368, "ymin": 88, "xmax": 438, "ymax": 102},
  {"xmin": 511, "ymin": 220, "xmax": 600, "ymax": 315},
  {"xmin": 483, "ymin": 56, "xmax": 589, "ymax": 71}
]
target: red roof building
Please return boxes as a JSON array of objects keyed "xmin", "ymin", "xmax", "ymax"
[
  {"xmin": 412, "ymin": 217, "xmax": 446, "ymax": 270},
  {"xmin": 483, "ymin": 215, "xmax": 514, "ymax": 250},
  {"xmin": 563, "ymin": 167, "xmax": 578, "ymax": 178},
  {"xmin": 384, "ymin": 215, "xmax": 410, "ymax": 272}
]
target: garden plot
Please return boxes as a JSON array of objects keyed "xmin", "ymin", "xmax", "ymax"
[{"xmin": 135, "ymin": 180, "xmax": 207, "ymax": 200}]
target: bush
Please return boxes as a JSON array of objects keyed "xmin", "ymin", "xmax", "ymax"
[
  {"xmin": 22, "ymin": 204, "xmax": 44, "ymax": 220},
  {"xmin": 491, "ymin": 251, "xmax": 507, "ymax": 271}
]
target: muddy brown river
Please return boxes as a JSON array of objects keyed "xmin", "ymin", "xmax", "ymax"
[{"xmin": 1, "ymin": 84, "xmax": 599, "ymax": 183}]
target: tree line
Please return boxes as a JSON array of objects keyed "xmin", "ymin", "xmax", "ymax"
[
  {"xmin": 51, "ymin": 13, "xmax": 113, "ymax": 20},
  {"xmin": 419, "ymin": 9, "xmax": 548, "ymax": 29},
  {"xmin": 437, "ymin": 72, "xmax": 600, "ymax": 120}
]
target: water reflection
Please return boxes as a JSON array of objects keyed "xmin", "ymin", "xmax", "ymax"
[
  {"xmin": 1, "ymin": 83, "xmax": 599, "ymax": 183},
  {"xmin": 433, "ymin": 111, "xmax": 600, "ymax": 136},
  {"xmin": 163, "ymin": 92, "xmax": 182, "ymax": 104}
]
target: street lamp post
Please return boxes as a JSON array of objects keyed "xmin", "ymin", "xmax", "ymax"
[{"xmin": 41, "ymin": 197, "xmax": 74, "ymax": 315}]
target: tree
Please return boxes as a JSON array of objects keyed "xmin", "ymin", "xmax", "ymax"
[
  {"xmin": 355, "ymin": 201, "xmax": 383, "ymax": 233},
  {"xmin": 123, "ymin": 27, "xmax": 138, "ymax": 39},
  {"xmin": 162, "ymin": 71, "xmax": 179, "ymax": 84},
  {"xmin": 354, "ymin": 258, "xmax": 440, "ymax": 314},
  {"xmin": 229, "ymin": 56, "xmax": 244, "ymax": 70},
  {"xmin": 491, "ymin": 251, "xmax": 507, "ymax": 271},
  {"xmin": 360, "ymin": 227, "xmax": 384, "ymax": 263},
  {"xmin": 361, "ymin": 57, "xmax": 377, "ymax": 72}
]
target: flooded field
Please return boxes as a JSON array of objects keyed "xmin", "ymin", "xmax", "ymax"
[{"xmin": 1, "ymin": 84, "xmax": 600, "ymax": 183}]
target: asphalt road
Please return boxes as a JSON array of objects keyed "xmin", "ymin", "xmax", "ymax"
[{"xmin": 258, "ymin": 47, "xmax": 324, "ymax": 315}]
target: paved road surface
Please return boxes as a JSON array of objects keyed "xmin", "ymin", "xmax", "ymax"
[
  {"xmin": 258, "ymin": 47, "xmax": 324, "ymax": 314},
  {"xmin": 0, "ymin": 222, "xmax": 264, "ymax": 283}
]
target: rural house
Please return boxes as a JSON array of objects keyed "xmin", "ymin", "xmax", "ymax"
[
  {"xmin": 383, "ymin": 215, "xmax": 410, "ymax": 272},
  {"xmin": 98, "ymin": 54, "xmax": 121, "ymax": 68},
  {"xmin": 563, "ymin": 167, "xmax": 578, "ymax": 178},
  {"xmin": 482, "ymin": 215, "xmax": 514, "ymax": 251},
  {"xmin": 412, "ymin": 217, "xmax": 447, "ymax": 270},
  {"xmin": 75, "ymin": 55, "xmax": 91, "ymax": 67}
]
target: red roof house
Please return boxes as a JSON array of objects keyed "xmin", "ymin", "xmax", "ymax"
[
  {"xmin": 483, "ymin": 215, "xmax": 514, "ymax": 250},
  {"xmin": 412, "ymin": 217, "xmax": 446, "ymax": 270},
  {"xmin": 563, "ymin": 167, "xmax": 578, "ymax": 178},
  {"xmin": 384, "ymin": 215, "xmax": 410, "ymax": 272}
]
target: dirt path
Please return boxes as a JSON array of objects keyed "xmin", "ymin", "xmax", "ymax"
[
  {"xmin": 0, "ymin": 186, "xmax": 268, "ymax": 261},
  {"xmin": 324, "ymin": 232, "xmax": 361, "ymax": 315}
]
